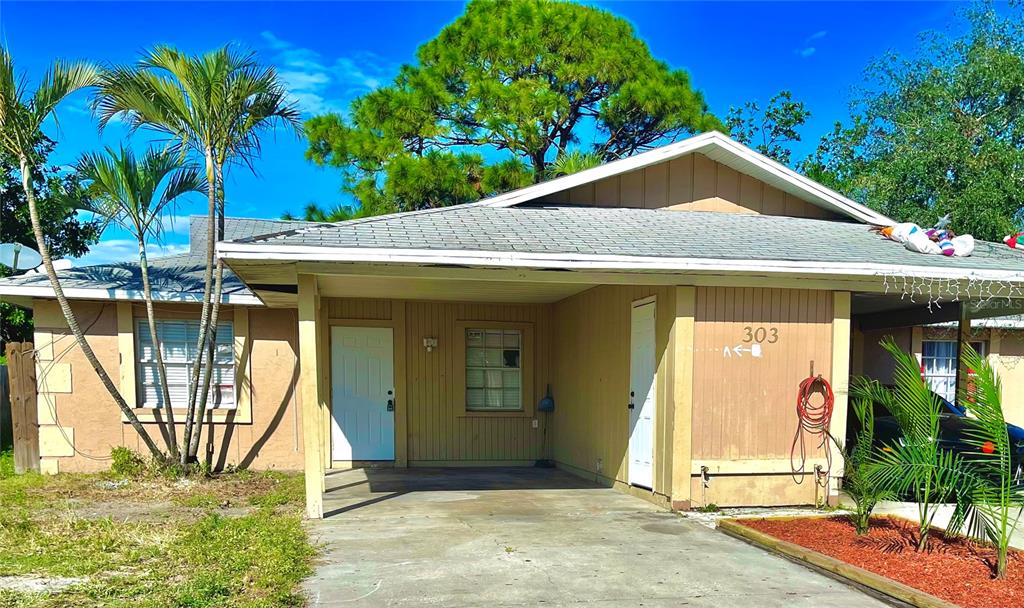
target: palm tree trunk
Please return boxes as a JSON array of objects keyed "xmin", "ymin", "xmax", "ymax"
[
  {"xmin": 187, "ymin": 259, "xmax": 224, "ymax": 461},
  {"xmin": 137, "ymin": 237, "xmax": 179, "ymax": 460},
  {"xmin": 181, "ymin": 146, "xmax": 218, "ymax": 465},
  {"xmin": 19, "ymin": 156, "xmax": 164, "ymax": 460},
  {"xmin": 187, "ymin": 161, "xmax": 226, "ymax": 462}
]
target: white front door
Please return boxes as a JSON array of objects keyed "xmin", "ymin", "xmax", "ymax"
[
  {"xmin": 331, "ymin": 326, "xmax": 395, "ymax": 461},
  {"xmin": 628, "ymin": 300, "xmax": 657, "ymax": 489}
]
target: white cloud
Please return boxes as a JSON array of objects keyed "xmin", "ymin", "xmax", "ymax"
[
  {"xmin": 795, "ymin": 30, "xmax": 827, "ymax": 59},
  {"xmin": 259, "ymin": 31, "xmax": 397, "ymax": 115},
  {"xmin": 159, "ymin": 214, "xmax": 192, "ymax": 236},
  {"xmin": 71, "ymin": 239, "xmax": 190, "ymax": 267}
]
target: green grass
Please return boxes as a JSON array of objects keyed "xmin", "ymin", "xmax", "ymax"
[{"xmin": 0, "ymin": 450, "xmax": 314, "ymax": 607}]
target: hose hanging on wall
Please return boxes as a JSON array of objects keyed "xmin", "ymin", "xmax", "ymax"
[{"xmin": 790, "ymin": 374, "xmax": 835, "ymax": 487}]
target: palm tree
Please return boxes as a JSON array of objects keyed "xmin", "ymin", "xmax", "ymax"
[
  {"xmin": 94, "ymin": 45, "xmax": 301, "ymax": 464},
  {"xmin": 951, "ymin": 345, "xmax": 1024, "ymax": 579},
  {"xmin": 78, "ymin": 146, "xmax": 204, "ymax": 460},
  {"xmin": 0, "ymin": 47, "xmax": 166, "ymax": 460},
  {"xmin": 854, "ymin": 337, "xmax": 977, "ymax": 551},
  {"xmin": 548, "ymin": 150, "xmax": 602, "ymax": 178}
]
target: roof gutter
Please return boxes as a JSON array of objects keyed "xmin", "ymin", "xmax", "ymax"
[{"xmin": 217, "ymin": 243, "xmax": 1024, "ymax": 285}]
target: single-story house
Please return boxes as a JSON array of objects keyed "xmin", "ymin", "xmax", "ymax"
[{"xmin": 3, "ymin": 131, "xmax": 1024, "ymax": 519}]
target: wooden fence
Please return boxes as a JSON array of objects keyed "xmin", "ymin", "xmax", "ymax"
[{"xmin": 5, "ymin": 342, "xmax": 38, "ymax": 473}]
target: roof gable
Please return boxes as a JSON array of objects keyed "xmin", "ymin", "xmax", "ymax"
[{"xmin": 476, "ymin": 131, "xmax": 893, "ymax": 225}]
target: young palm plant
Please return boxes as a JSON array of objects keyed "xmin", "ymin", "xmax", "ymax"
[
  {"xmin": 832, "ymin": 396, "xmax": 893, "ymax": 535},
  {"xmin": 78, "ymin": 146, "xmax": 204, "ymax": 460},
  {"xmin": 0, "ymin": 47, "xmax": 165, "ymax": 459},
  {"xmin": 853, "ymin": 337, "xmax": 975, "ymax": 551},
  {"xmin": 950, "ymin": 344, "xmax": 1024, "ymax": 579},
  {"xmin": 94, "ymin": 45, "xmax": 300, "ymax": 465}
]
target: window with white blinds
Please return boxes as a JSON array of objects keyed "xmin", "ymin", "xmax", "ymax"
[
  {"xmin": 921, "ymin": 340, "xmax": 985, "ymax": 403},
  {"xmin": 136, "ymin": 320, "xmax": 235, "ymax": 410},
  {"xmin": 465, "ymin": 328, "xmax": 522, "ymax": 411}
]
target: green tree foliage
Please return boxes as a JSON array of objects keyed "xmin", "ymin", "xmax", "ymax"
[
  {"xmin": 726, "ymin": 90, "xmax": 811, "ymax": 165},
  {"xmin": 304, "ymin": 0, "xmax": 721, "ymax": 216},
  {"xmin": 801, "ymin": 5, "xmax": 1024, "ymax": 240},
  {"xmin": 831, "ymin": 397, "xmax": 892, "ymax": 535},
  {"xmin": 0, "ymin": 133, "xmax": 98, "ymax": 345},
  {"xmin": 952, "ymin": 345, "xmax": 1024, "ymax": 579},
  {"xmin": 853, "ymin": 338, "xmax": 976, "ymax": 552}
]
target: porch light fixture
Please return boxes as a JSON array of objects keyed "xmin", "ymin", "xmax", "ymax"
[{"xmin": 423, "ymin": 337, "xmax": 438, "ymax": 352}]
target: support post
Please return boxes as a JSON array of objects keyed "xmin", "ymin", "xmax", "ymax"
[
  {"xmin": 670, "ymin": 286, "xmax": 695, "ymax": 510},
  {"xmin": 955, "ymin": 304, "xmax": 970, "ymax": 402},
  {"xmin": 828, "ymin": 291, "xmax": 851, "ymax": 505},
  {"xmin": 298, "ymin": 274, "xmax": 325, "ymax": 519}
]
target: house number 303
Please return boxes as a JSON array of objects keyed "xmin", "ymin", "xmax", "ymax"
[{"xmin": 742, "ymin": 326, "xmax": 779, "ymax": 344}]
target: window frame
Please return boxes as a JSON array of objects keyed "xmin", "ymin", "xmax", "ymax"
[
  {"xmin": 921, "ymin": 339, "xmax": 986, "ymax": 403},
  {"xmin": 455, "ymin": 320, "xmax": 534, "ymax": 418},
  {"xmin": 117, "ymin": 304, "xmax": 252, "ymax": 425},
  {"xmin": 135, "ymin": 317, "xmax": 237, "ymax": 411}
]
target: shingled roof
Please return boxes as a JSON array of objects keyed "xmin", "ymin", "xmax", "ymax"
[
  {"xmin": 222, "ymin": 204, "xmax": 1024, "ymax": 277},
  {"xmin": 0, "ymin": 217, "xmax": 317, "ymax": 304}
]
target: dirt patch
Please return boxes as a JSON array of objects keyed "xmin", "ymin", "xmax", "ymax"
[
  {"xmin": 741, "ymin": 516, "xmax": 1024, "ymax": 608},
  {"xmin": 0, "ymin": 575, "xmax": 87, "ymax": 594}
]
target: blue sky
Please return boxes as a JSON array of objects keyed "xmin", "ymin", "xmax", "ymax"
[{"xmin": 0, "ymin": 1, "xmax": 985, "ymax": 265}]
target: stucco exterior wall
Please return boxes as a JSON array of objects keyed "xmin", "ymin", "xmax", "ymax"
[{"xmin": 33, "ymin": 299, "xmax": 303, "ymax": 473}]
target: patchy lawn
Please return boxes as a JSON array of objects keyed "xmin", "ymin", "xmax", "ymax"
[{"xmin": 0, "ymin": 451, "xmax": 315, "ymax": 607}]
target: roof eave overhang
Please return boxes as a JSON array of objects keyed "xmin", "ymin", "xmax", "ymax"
[
  {"xmin": 0, "ymin": 284, "xmax": 262, "ymax": 306},
  {"xmin": 218, "ymin": 244, "xmax": 1024, "ymax": 286}
]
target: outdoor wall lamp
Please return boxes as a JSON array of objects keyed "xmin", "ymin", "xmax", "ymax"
[{"xmin": 423, "ymin": 337, "xmax": 438, "ymax": 352}]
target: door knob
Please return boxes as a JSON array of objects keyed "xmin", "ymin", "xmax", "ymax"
[
  {"xmin": 628, "ymin": 390, "xmax": 635, "ymax": 410},
  {"xmin": 386, "ymin": 389, "xmax": 395, "ymax": 411}
]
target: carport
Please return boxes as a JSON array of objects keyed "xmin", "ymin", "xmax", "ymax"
[{"xmin": 304, "ymin": 467, "xmax": 890, "ymax": 607}]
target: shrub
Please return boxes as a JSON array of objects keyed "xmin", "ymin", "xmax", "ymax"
[
  {"xmin": 833, "ymin": 395, "xmax": 892, "ymax": 534},
  {"xmin": 109, "ymin": 447, "xmax": 146, "ymax": 478}
]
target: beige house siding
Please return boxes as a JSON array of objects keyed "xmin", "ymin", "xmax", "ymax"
[
  {"xmin": 538, "ymin": 153, "xmax": 839, "ymax": 219},
  {"xmin": 550, "ymin": 285, "xmax": 678, "ymax": 500},
  {"xmin": 33, "ymin": 299, "xmax": 304, "ymax": 473},
  {"xmin": 690, "ymin": 287, "xmax": 835, "ymax": 507},
  {"xmin": 324, "ymin": 297, "xmax": 553, "ymax": 465}
]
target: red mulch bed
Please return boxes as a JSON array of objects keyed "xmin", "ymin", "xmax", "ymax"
[{"xmin": 741, "ymin": 516, "xmax": 1024, "ymax": 608}]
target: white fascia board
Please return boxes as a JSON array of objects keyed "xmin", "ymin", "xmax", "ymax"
[
  {"xmin": 0, "ymin": 284, "xmax": 262, "ymax": 306},
  {"xmin": 475, "ymin": 131, "xmax": 894, "ymax": 226},
  {"xmin": 218, "ymin": 243, "xmax": 1024, "ymax": 284}
]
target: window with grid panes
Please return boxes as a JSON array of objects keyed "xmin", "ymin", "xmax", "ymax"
[
  {"xmin": 136, "ymin": 319, "xmax": 235, "ymax": 409},
  {"xmin": 921, "ymin": 340, "xmax": 985, "ymax": 403},
  {"xmin": 465, "ymin": 328, "xmax": 522, "ymax": 410}
]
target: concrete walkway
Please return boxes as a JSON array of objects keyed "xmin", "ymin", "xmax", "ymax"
[{"xmin": 303, "ymin": 467, "xmax": 888, "ymax": 607}]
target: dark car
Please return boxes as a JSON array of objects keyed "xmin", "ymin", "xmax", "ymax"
[{"xmin": 852, "ymin": 388, "xmax": 1024, "ymax": 482}]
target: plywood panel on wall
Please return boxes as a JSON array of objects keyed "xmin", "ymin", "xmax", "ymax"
[
  {"xmin": 691, "ymin": 287, "xmax": 834, "ymax": 462},
  {"xmin": 551, "ymin": 285, "xmax": 676, "ymax": 496},
  {"xmin": 548, "ymin": 153, "xmax": 838, "ymax": 219}
]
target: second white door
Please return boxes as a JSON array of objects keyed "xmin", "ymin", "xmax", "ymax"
[
  {"xmin": 331, "ymin": 326, "xmax": 395, "ymax": 461},
  {"xmin": 628, "ymin": 301, "xmax": 656, "ymax": 489}
]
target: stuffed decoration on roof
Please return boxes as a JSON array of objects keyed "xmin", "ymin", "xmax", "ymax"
[{"xmin": 872, "ymin": 217, "xmax": 974, "ymax": 257}]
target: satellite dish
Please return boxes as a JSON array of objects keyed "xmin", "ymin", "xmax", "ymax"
[
  {"xmin": 0, "ymin": 243, "xmax": 44, "ymax": 271},
  {"xmin": 24, "ymin": 259, "xmax": 72, "ymax": 274}
]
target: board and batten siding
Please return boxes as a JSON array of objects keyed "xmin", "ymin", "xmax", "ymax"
[
  {"xmin": 550, "ymin": 285, "xmax": 677, "ymax": 500},
  {"xmin": 539, "ymin": 152, "xmax": 838, "ymax": 220},
  {"xmin": 326, "ymin": 298, "xmax": 552, "ymax": 464},
  {"xmin": 690, "ymin": 287, "xmax": 835, "ymax": 506}
]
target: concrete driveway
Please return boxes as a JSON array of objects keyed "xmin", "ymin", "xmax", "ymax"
[{"xmin": 304, "ymin": 467, "xmax": 888, "ymax": 607}]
